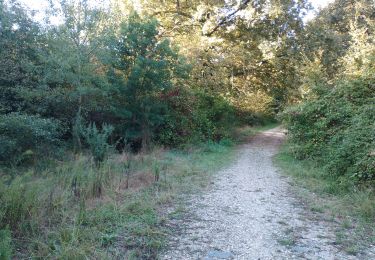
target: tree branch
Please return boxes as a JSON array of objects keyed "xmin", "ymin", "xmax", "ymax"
[
  {"xmin": 151, "ymin": 10, "xmax": 193, "ymax": 19},
  {"xmin": 204, "ymin": 0, "xmax": 251, "ymax": 37}
]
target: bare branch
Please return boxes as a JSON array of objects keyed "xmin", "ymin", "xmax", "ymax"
[{"xmin": 151, "ymin": 10, "xmax": 193, "ymax": 19}]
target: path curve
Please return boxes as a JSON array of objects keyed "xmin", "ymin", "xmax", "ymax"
[{"xmin": 161, "ymin": 127, "xmax": 366, "ymax": 260}]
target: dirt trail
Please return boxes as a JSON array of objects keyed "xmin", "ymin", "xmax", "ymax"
[{"xmin": 161, "ymin": 127, "xmax": 371, "ymax": 260}]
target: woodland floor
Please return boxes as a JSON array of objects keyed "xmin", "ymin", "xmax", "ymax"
[{"xmin": 160, "ymin": 127, "xmax": 375, "ymax": 260}]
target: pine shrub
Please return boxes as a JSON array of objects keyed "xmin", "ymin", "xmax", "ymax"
[{"xmin": 83, "ymin": 123, "xmax": 114, "ymax": 166}]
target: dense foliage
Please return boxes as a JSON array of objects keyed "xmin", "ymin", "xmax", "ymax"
[
  {"xmin": 0, "ymin": 1, "xmax": 246, "ymax": 163},
  {"xmin": 282, "ymin": 78, "xmax": 375, "ymax": 181},
  {"xmin": 281, "ymin": 0, "xmax": 375, "ymax": 183},
  {"xmin": 0, "ymin": 0, "xmax": 313, "ymax": 162},
  {"xmin": 0, "ymin": 113, "xmax": 61, "ymax": 163}
]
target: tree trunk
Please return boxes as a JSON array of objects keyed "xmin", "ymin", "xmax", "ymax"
[{"xmin": 141, "ymin": 121, "xmax": 151, "ymax": 152}]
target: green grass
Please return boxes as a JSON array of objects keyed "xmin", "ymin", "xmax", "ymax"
[
  {"xmin": 0, "ymin": 229, "xmax": 12, "ymax": 260},
  {"xmin": 1, "ymin": 123, "xmax": 277, "ymax": 259},
  {"xmin": 0, "ymin": 144, "xmax": 235, "ymax": 258},
  {"xmin": 274, "ymin": 143, "xmax": 375, "ymax": 254},
  {"xmin": 277, "ymin": 237, "xmax": 296, "ymax": 247}
]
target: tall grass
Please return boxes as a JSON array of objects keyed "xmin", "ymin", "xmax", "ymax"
[
  {"xmin": 0, "ymin": 123, "xmax": 277, "ymax": 258},
  {"xmin": 275, "ymin": 144, "xmax": 375, "ymax": 221},
  {"xmin": 0, "ymin": 138, "xmax": 236, "ymax": 259}
]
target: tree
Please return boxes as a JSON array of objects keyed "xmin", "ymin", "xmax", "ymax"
[
  {"xmin": 122, "ymin": 0, "xmax": 310, "ymax": 116},
  {"xmin": 301, "ymin": 0, "xmax": 375, "ymax": 79},
  {"xmin": 0, "ymin": 1, "xmax": 41, "ymax": 114},
  {"xmin": 107, "ymin": 13, "xmax": 188, "ymax": 150},
  {"xmin": 39, "ymin": 1, "xmax": 110, "ymax": 120}
]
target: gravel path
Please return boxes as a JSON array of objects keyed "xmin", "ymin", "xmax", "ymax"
[{"xmin": 161, "ymin": 127, "xmax": 371, "ymax": 260}]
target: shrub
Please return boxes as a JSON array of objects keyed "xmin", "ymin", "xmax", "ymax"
[
  {"xmin": 0, "ymin": 113, "xmax": 61, "ymax": 164},
  {"xmin": 281, "ymin": 78, "xmax": 375, "ymax": 181},
  {"xmin": 83, "ymin": 123, "xmax": 114, "ymax": 166},
  {"xmin": 195, "ymin": 92, "xmax": 236, "ymax": 140},
  {"xmin": 157, "ymin": 89, "xmax": 237, "ymax": 146}
]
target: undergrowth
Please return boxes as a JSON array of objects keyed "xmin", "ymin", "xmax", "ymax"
[
  {"xmin": 275, "ymin": 144, "xmax": 375, "ymax": 221},
  {"xmin": 0, "ymin": 124, "xmax": 277, "ymax": 259}
]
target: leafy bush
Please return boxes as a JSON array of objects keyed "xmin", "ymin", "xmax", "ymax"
[
  {"xmin": 195, "ymin": 92, "xmax": 236, "ymax": 140},
  {"xmin": 157, "ymin": 89, "xmax": 237, "ymax": 146},
  {"xmin": 281, "ymin": 78, "xmax": 375, "ymax": 181},
  {"xmin": 0, "ymin": 113, "xmax": 61, "ymax": 164},
  {"xmin": 83, "ymin": 123, "xmax": 114, "ymax": 166}
]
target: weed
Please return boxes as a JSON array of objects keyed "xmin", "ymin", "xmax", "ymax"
[
  {"xmin": 168, "ymin": 205, "xmax": 186, "ymax": 220},
  {"xmin": 344, "ymin": 244, "xmax": 360, "ymax": 255},
  {"xmin": 83, "ymin": 123, "xmax": 113, "ymax": 167},
  {"xmin": 341, "ymin": 218, "xmax": 352, "ymax": 229},
  {"xmin": 277, "ymin": 220, "xmax": 288, "ymax": 226},
  {"xmin": 310, "ymin": 205, "xmax": 325, "ymax": 213},
  {"xmin": 153, "ymin": 162, "xmax": 160, "ymax": 182},
  {"xmin": 277, "ymin": 234, "xmax": 297, "ymax": 247}
]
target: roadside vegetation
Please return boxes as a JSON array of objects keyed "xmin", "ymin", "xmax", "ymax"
[
  {"xmin": 275, "ymin": 147, "xmax": 375, "ymax": 255},
  {"xmin": 0, "ymin": 138, "xmax": 238, "ymax": 258},
  {"xmin": 1, "ymin": 0, "xmax": 374, "ymax": 259},
  {"xmin": 278, "ymin": 0, "xmax": 374, "ymax": 219},
  {"xmin": 276, "ymin": 0, "xmax": 375, "ymax": 254},
  {"xmin": 0, "ymin": 1, "xmax": 275, "ymax": 256},
  {"xmin": 0, "ymin": 120, "xmax": 270, "ymax": 258}
]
